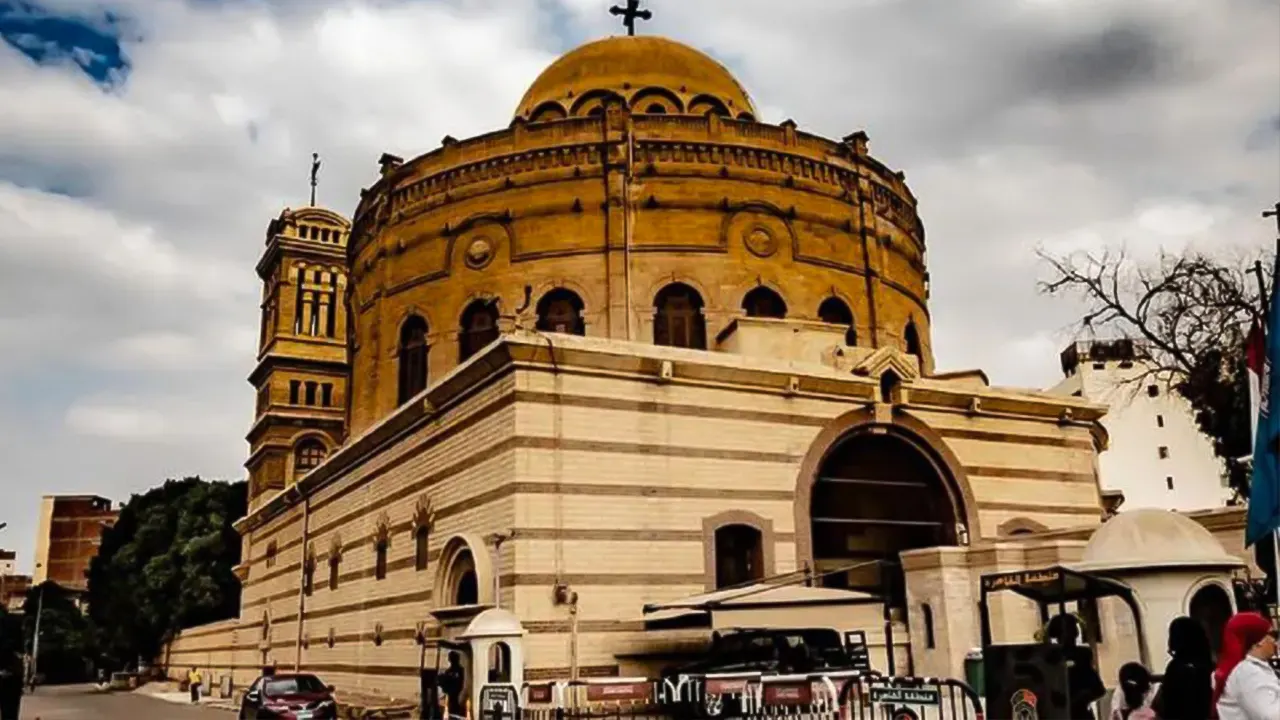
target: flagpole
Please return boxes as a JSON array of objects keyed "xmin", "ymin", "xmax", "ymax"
[{"xmin": 1265, "ymin": 203, "xmax": 1280, "ymax": 615}]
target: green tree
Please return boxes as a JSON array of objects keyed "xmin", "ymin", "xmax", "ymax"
[
  {"xmin": 1040, "ymin": 247, "xmax": 1272, "ymax": 498},
  {"xmin": 87, "ymin": 477, "xmax": 247, "ymax": 670},
  {"xmin": 23, "ymin": 582, "xmax": 96, "ymax": 684}
]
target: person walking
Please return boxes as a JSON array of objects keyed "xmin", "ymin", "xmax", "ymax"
[
  {"xmin": 187, "ymin": 666, "xmax": 202, "ymax": 704},
  {"xmin": 1152, "ymin": 616, "xmax": 1214, "ymax": 720},
  {"xmin": 0, "ymin": 651, "xmax": 23, "ymax": 720},
  {"xmin": 1215, "ymin": 612, "xmax": 1280, "ymax": 720}
]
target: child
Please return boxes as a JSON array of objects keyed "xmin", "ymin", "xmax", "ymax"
[{"xmin": 1110, "ymin": 662, "xmax": 1155, "ymax": 720}]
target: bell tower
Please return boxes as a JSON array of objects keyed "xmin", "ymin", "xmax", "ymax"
[{"xmin": 246, "ymin": 206, "xmax": 352, "ymax": 510}]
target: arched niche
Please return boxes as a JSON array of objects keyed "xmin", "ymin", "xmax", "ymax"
[
  {"xmin": 433, "ymin": 534, "xmax": 495, "ymax": 608},
  {"xmin": 1188, "ymin": 580, "xmax": 1234, "ymax": 660}
]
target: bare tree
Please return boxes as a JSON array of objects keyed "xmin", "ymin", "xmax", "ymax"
[{"xmin": 1039, "ymin": 246, "xmax": 1273, "ymax": 497}]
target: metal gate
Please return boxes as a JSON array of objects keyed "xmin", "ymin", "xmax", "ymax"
[{"xmin": 484, "ymin": 672, "xmax": 983, "ymax": 720}]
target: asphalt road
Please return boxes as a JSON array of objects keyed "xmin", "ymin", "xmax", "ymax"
[{"xmin": 18, "ymin": 684, "xmax": 232, "ymax": 719}]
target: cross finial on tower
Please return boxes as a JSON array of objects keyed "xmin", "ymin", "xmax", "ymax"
[
  {"xmin": 309, "ymin": 152, "xmax": 321, "ymax": 207},
  {"xmin": 1265, "ymin": 201, "xmax": 1280, "ymax": 233},
  {"xmin": 610, "ymin": 0, "xmax": 651, "ymax": 36}
]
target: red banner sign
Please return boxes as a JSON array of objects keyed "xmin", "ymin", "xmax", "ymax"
[
  {"xmin": 706, "ymin": 678, "xmax": 750, "ymax": 695},
  {"xmin": 526, "ymin": 684, "xmax": 553, "ymax": 704},
  {"xmin": 763, "ymin": 682, "xmax": 812, "ymax": 706},
  {"xmin": 586, "ymin": 682, "xmax": 652, "ymax": 703}
]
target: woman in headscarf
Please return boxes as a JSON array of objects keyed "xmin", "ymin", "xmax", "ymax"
[
  {"xmin": 1215, "ymin": 611, "xmax": 1279, "ymax": 720},
  {"xmin": 1151, "ymin": 616, "xmax": 1213, "ymax": 719}
]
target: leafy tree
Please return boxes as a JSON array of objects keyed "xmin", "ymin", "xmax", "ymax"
[
  {"xmin": 22, "ymin": 582, "xmax": 96, "ymax": 684},
  {"xmin": 1040, "ymin": 247, "xmax": 1272, "ymax": 498},
  {"xmin": 0, "ymin": 608, "xmax": 22, "ymax": 660},
  {"xmin": 87, "ymin": 477, "xmax": 247, "ymax": 670}
]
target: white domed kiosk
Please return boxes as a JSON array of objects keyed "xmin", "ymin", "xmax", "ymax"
[
  {"xmin": 1075, "ymin": 509, "xmax": 1243, "ymax": 670},
  {"xmin": 460, "ymin": 608, "xmax": 526, "ymax": 716}
]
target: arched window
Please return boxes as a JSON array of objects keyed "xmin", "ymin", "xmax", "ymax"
[
  {"xmin": 374, "ymin": 539, "xmax": 388, "ymax": 581},
  {"xmin": 714, "ymin": 524, "xmax": 764, "ymax": 590},
  {"xmin": 818, "ymin": 297, "xmax": 856, "ymax": 346},
  {"xmin": 645, "ymin": 104, "xmax": 667, "ymax": 114},
  {"xmin": 398, "ymin": 316, "xmax": 429, "ymax": 405},
  {"xmin": 1190, "ymin": 584, "xmax": 1234, "ymax": 659},
  {"xmin": 904, "ymin": 321, "xmax": 922, "ymax": 357},
  {"xmin": 880, "ymin": 370, "xmax": 901, "ymax": 405},
  {"xmin": 328, "ymin": 555, "xmax": 340, "ymax": 591},
  {"xmin": 414, "ymin": 526, "xmax": 430, "ymax": 572},
  {"xmin": 488, "ymin": 642, "xmax": 512, "ymax": 683},
  {"xmin": 294, "ymin": 439, "xmax": 327, "ymax": 478},
  {"xmin": 741, "ymin": 287, "xmax": 787, "ymax": 319},
  {"xmin": 536, "ymin": 289, "xmax": 586, "ymax": 335},
  {"xmin": 459, "ymin": 299, "xmax": 500, "ymax": 363},
  {"xmin": 303, "ymin": 554, "xmax": 315, "ymax": 597},
  {"xmin": 653, "ymin": 283, "xmax": 707, "ymax": 350},
  {"xmin": 922, "ymin": 603, "xmax": 936, "ymax": 649}
]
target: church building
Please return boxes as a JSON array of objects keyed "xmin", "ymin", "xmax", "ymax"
[{"xmin": 162, "ymin": 30, "xmax": 1148, "ymax": 701}]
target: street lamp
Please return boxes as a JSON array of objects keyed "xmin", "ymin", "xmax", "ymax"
[{"xmin": 28, "ymin": 564, "xmax": 44, "ymax": 692}]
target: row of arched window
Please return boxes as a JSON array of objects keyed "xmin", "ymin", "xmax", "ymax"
[
  {"xmin": 527, "ymin": 91, "xmax": 755, "ymax": 124},
  {"xmin": 296, "ymin": 223, "xmax": 345, "ymax": 245},
  {"xmin": 394, "ymin": 284, "xmax": 923, "ymax": 407},
  {"xmin": 302, "ymin": 523, "xmax": 434, "ymax": 596}
]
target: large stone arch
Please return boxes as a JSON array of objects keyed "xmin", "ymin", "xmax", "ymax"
[
  {"xmin": 793, "ymin": 408, "xmax": 978, "ymax": 594},
  {"xmin": 433, "ymin": 533, "xmax": 495, "ymax": 608}
]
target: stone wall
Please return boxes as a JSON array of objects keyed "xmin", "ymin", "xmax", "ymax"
[
  {"xmin": 227, "ymin": 333, "xmax": 1107, "ymax": 699},
  {"xmin": 162, "ymin": 618, "xmax": 246, "ymax": 691},
  {"xmin": 346, "ymin": 111, "xmax": 935, "ymax": 437}
]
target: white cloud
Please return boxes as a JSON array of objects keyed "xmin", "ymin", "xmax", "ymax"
[
  {"xmin": 64, "ymin": 402, "xmax": 170, "ymax": 440},
  {"xmin": 0, "ymin": 0, "xmax": 1276, "ymax": 571}
]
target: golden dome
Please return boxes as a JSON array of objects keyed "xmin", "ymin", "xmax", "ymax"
[{"xmin": 515, "ymin": 36, "xmax": 757, "ymax": 121}]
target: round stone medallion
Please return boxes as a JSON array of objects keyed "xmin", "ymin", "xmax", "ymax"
[
  {"xmin": 744, "ymin": 225, "xmax": 778, "ymax": 258},
  {"xmin": 464, "ymin": 236, "xmax": 495, "ymax": 269}
]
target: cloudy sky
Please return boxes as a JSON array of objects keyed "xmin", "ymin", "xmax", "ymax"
[{"xmin": 0, "ymin": 0, "xmax": 1277, "ymax": 571}]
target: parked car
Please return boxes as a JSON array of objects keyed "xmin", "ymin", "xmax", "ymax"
[
  {"xmin": 660, "ymin": 627, "xmax": 853, "ymax": 717},
  {"xmin": 239, "ymin": 673, "xmax": 337, "ymax": 720},
  {"xmin": 665, "ymin": 627, "xmax": 852, "ymax": 677}
]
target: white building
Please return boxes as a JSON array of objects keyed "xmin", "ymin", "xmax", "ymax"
[{"xmin": 1050, "ymin": 340, "xmax": 1232, "ymax": 513}]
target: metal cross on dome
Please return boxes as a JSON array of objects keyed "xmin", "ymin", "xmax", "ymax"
[{"xmin": 610, "ymin": 0, "xmax": 651, "ymax": 36}]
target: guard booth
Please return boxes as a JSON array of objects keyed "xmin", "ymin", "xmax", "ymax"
[{"xmin": 979, "ymin": 566, "xmax": 1149, "ymax": 720}]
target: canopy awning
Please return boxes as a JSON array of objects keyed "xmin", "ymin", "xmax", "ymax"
[
  {"xmin": 979, "ymin": 565, "xmax": 1134, "ymax": 605},
  {"xmin": 641, "ymin": 582, "xmax": 879, "ymax": 628}
]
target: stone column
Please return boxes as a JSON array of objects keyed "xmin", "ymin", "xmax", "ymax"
[{"xmin": 601, "ymin": 102, "xmax": 633, "ymax": 340}]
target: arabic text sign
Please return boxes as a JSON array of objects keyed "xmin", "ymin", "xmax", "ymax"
[
  {"xmin": 868, "ymin": 687, "xmax": 941, "ymax": 706},
  {"xmin": 982, "ymin": 569, "xmax": 1063, "ymax": 592}
]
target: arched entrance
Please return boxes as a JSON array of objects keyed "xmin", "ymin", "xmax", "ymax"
[
  {"xmin": 1189, "ymin": 583, "xmax": 1233, "ymax": 660},
  {"xmin": 809, "ymin": 428, "xmax": 965, "ymax": 608},
  {"xmin": 433, "ymin": 534, "xmax": 495, "ymax": 608}
]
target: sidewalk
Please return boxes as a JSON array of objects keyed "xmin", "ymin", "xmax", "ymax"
[{"xmin": 136, "ymin": 683, "xmax": 239, "ymax": 712}]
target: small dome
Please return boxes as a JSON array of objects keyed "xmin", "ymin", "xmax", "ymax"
[
  {"xmin": 515, "ymin": 36, "xmax": 757, "ymax": 121},
  {"xmin": 460, "ymin": 607, "xmax": 525, "ymax": 639},
  {"xmin": 1076, "ymin": 509, "xmax": 1243, "ymax": 572}
]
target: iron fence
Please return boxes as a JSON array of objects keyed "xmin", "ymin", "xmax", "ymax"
[{"xmin": 480, "ymin": 671, "xmax": 983, "ymax": 720}]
